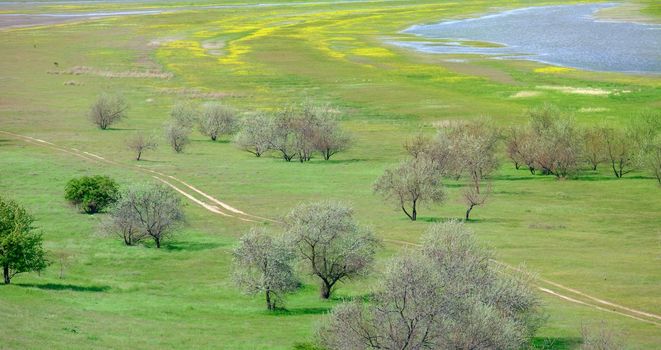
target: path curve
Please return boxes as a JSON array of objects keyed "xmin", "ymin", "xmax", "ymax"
[{"xmin": 1, "ymin": 129, "xmax": 659, "ymax": 326}]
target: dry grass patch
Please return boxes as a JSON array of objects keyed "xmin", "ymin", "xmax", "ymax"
[{"xmin": 48, "ymin": 66, "xmax": 173, "ymax": 79}]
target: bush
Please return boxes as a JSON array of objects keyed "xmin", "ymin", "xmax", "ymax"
[
  {"xmin": 64, "ymin": 175, "xmax": 120, "ymax": 214},
  {"xmin": 165, "ymin": 122, "xmax": 191, "ymax": 153}
]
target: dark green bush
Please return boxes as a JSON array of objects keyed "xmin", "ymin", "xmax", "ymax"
[{"xmin": 64, "ymin": 175, "xmax": 119, "ymax": 214}]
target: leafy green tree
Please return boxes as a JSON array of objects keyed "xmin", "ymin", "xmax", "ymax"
[
  {"xmin": 64, "ymin": 175, "xmax": 120, "ymax": 214},
  {"xmin": 0, "ymin": 197, "xmax": 48, "ymax": 284}
]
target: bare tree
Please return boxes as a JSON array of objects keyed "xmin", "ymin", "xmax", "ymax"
[
  {"xmin": 602, "ymin": 127, "xmax": 634, "ymax": 178},
  {"xmin": 630, "ymin": 111, "xmax": 661, "ymax": 185},
  {"xmin": 170, "ymin": 101, "xmax": 198, "ymax": 129},
  {"xmin": 89, "ymin": 93, "xmax": 127, "ymax": 130},
  {"xmin": 165, "ymin": 122, "xmax": 190, "ymax": 153},
  {"xmin": 444, "ymin": 119, "xmax": 499, "ymax": 220},
  {"xmin": 127, "ymin": 133, "xmax": 157, "ymax": 161},
  {"xmin": 232, "ymin": 227, "xmax": 299, "ymax": 310},
  {"xmin": 318, "ymin": 221, "xmax": 543, "ymax": 350},
  {"xmin": 199, "ymin": 103, "xmax": 238, "ymax": 141},
  {"xmin": 101, "ymin": 198, "xmax": 146, "ymax": 246},
  {"xmin": 373, "ymin": 156, "xmax": 444, "ymax": 221},
  {"xmin": 645, "ymin": 143, "xmax": 661, "ymax": 185},
  {"xmin": 308, "ymin": 104, "xmax": 351, "ymax": 160},
  {"xmin": 505, "ymin": 126, "xmax": 525, "ymax": 170},
  {"xmin": 525, "ymin": 105, "xmax": 582, "ymax": 178},
  {"xmin": 404, "ymin": 133, "xmax": 435, "ymax": 159},
  {"xmin": 107, "ymin": 183, "xmax": 185, "ymax": 248},
  {"xmin": 285, "ymin": 201, "xmax": 380, "ymax": 299},
  {"xmin": 293, "ymin": 107, "xmax": 318, "ymax": 162},
  {"xmin": 234, "ymin": 113, "xmax": 274, "ymax": 157},
  {"xmin": 583, "ymin": 126, "xmax": 607, "ymax": 171},
  {"xmin": 580, "ymin": 322, "xmax": 624, "ymax": 350},
  {"xmin": 270, "ymin": 107, "xmax": 299, "ymax": 162}
]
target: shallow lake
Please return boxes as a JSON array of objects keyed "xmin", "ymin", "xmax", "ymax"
[{"xmin": 394, "ymin": 3, "xmax": 661, "ymax": 74}]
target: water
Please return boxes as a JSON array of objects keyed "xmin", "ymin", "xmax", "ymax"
[{"xmin": 395, "ymin": 3, "xmax": 661, "ymax": 74}]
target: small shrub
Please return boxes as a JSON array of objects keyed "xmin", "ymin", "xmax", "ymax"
[{"xmin": 64, "ymin": 175, "xmax": 120, "ymax": 214}]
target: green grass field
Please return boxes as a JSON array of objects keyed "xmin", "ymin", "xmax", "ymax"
[{"xmin": 0, "ymin": 0, "xmax": 659, "ymax": 348}]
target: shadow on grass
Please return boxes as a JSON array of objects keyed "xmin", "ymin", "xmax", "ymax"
[
  {"xmin": 531, "ymin": 336, "xmax": 582, "ymax": 350},
  {"xmin": 163, "ymin": 241, "xmax": 224, "ymax": 252},
  {"xmin": 133, "ymin": 159, "xmax": 169, "ymax": 163},
  {"xmin": 17, "ymin": 283, "xmax": 110, "ymax": 292},
  {"xmin": 490, "ymin": 174, "xmax": 539, "ymax": 181},
  {"xmin": 416, "ymin": 216, "xmax": 456, "ymax": 223},
  {"xmin": 574, "ymin": 174, "xmax": 654, "ymax": 181},
  {"xmin": 104, "ymin": 127, "xmax": 138, "ymax": 131},
  {"xmin": 308, "ymin": 158, "xmax": 367, "ymax": 164},
  {"xmin": 269, "ymin": 307, "xmax": 332, "ymax": 316}
]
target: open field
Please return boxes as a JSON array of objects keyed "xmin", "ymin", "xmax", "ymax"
[{"xmin": 0, "ymin": 0, "xmax": 660, "ymax": 348}]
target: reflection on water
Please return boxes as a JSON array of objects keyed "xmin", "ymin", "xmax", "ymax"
[{"xmin": 393, "ymin": 3, "xmax": 661, "ymax": 74}]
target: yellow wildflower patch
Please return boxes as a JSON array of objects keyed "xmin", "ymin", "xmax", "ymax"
[
  {"xmin": 534, "ymin": 66, "xmax": 575, "ymax": 74},
  {"xmin": 351, "ymin": 47, "xmax": 394, "ymax": 58}
]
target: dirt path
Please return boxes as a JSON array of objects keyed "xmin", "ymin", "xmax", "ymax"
[{"xmin": 1, "ymin": 129, "xmax": 659, "ymax": 326}]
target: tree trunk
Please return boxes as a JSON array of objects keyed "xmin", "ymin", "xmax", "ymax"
[
  {"xmin": 465, "ymin": 204, "xmax": 475, "ymax": 221},
  {"xmin": 320, "ymin": 282, "xmax": 331, "ymax": 299},
  {"xmin": 514, "ymin": 162, "xmax": 519, "ymax": 170},
  {"xmin": 3, "ymin": 265, "xmax": 10, "ymax": 284},
  {"xmin": 155, "ymin": 237, "xmax": 161, "ymax": 248},
  {"xmin": 266, "ymin": 289, "xmax": 273, "ymax": 310}
]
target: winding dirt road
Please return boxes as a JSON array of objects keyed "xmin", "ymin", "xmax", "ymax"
[{"xmin": 1, "ymin": 129, "xmax": 659, "ymax": 326}]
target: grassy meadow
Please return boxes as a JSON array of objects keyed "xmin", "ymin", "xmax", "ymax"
[{"xmin": 0, "ymin": 0, "xmax": 659, "ymax": 348}]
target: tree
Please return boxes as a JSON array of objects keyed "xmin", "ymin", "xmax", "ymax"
[
  {"xmin": 602, "ymin": 127, "xmax": 634, "ymax": 178},
  {"xmin": 234, "ymin": 113, "xmax": 274, "ymax": 157},
  {"xmin": 64, "ymin": 175, "xmax": 120, "ymax": 214},
  {"xmin": 630, "ymin": 111, "xmax": 661, "ymax": 185},
  {"xmin": 127, "ymin": 133, "xmax": 157, "ymax": 161},
  {"xmin": 0, "ymin": 197, "xmax": 48, "ymax": 284},
  {"xmin": 583, "ymin": 126, "xmax": 607, "ymax": 171},
  {"xmin": 285, "ymin": 201, "xmax": 379, "ymax": 299},
  {"xmin": 443, "ymin": 119, "xmax": 499, "ymax": 220},
  {"xmin": 232, "ymin": 227, "xmax": 299, "ymax": 310},
  {"xmin": 293, "ymin": 105, "xmax": 318, "ymax": 162},
  {"xmin": 170, "ymin": 101, "xmax": 198, "ymax": 129},
  {"xmin": 89, "ymin": 93, "xmax": 127, "ymax": 130},
  {"xmin": 308, "ymin": 104, "xmax": 351, "ymax": 160},
  {"xmin": 318, "ymin": 221, "xmax": 543, "ymax": 350},
  {"xmin": 505, "ymin": 126, "xmax": 538, "ymax": 175},
  {"xmin": 271, "ymin": 107, "xmax": 299, "ymax": 162},
  {"xmin": 580, "ymin": 323, "xmax": 624, "ymax": 350},
  {"xmin": 373, "ymin": 156, "xmax": 444, "ymax": 221},
  {"xmin": 640, "ymin": 140, "xmax": 661, "ymax": 185},
  {"xmin": 101, "ymin": 198, "xmax": 145, "ymax": 246},
  {"xmin": 199, "ymin": 103, "xmax": 238, "ymax": 141},
  {"xmin": 108, "ymin": 184, "xmax": 185, "ymax": 248},
  {"xmin": 165, "ymin": 122, "xmax": 191, "ymax": 153},
  {"xmin": 527, "ymin": 105, "xmax": 582, "ymax": 179}
]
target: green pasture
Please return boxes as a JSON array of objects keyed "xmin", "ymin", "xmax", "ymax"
[{"xmin": 0, "ymin": 0, "xmax": 659, "ymax": 348}]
